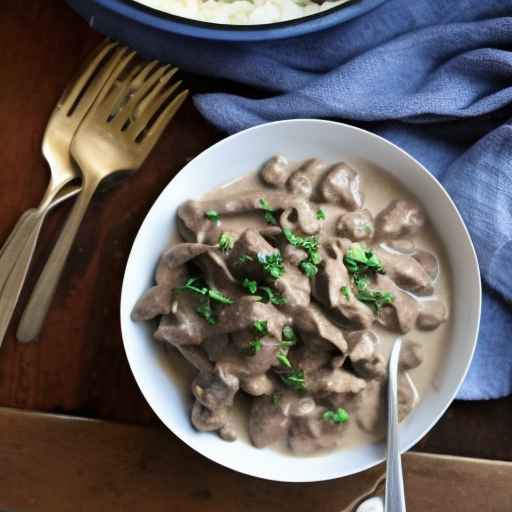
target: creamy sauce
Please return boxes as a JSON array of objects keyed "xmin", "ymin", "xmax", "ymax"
[{"xmin": 159, "ymin": 157, "xmax": 452, "ymax": 455}]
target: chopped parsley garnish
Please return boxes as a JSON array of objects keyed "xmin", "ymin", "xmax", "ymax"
[
  {"xmin": 299, "ymin": 260, "xmax": 319, "ymax": 278},
  {"xmin": 177, "ymin": 277, "xmax": 233, "ymax": 304},
  {"xmin": 282, "ymin": 229, "xmax": 319, "ymax": 253},
  {"xmin": 259, "ymin": 198, "xmax": 277, "ymax": 225},
  {"xmin": 342, "ymin": 244, "xmax": 391, "ymax": 311},
  {"xmin": 204, "ymin": 210, "xmax": 220, "ymax": 223},
  {"xmin": 208, "ymin": 289, "xmax": 234, "ymax": 305},
  {"xmin": 177, "ymin": 276, "xmax": 208, "ymax": 295},
  {"xmin": 283, "ymin": 228, "xmax": 321, "ymax": 278},
  {"xmin": 242, "ymin": 278, "xmax": 258, "ymax": 295},
  {"xmin": 253, "ymin": 320, "xmax": 268, "ymax": 336},
  {"xmin": 196, "ymin": 301, "xmax": 217, "ymax": 325},
  {"xmin": 258, "ymin": 251, "xmax": 285, "ymax": 280},
  {"xmin": 316, "ymin": 209, "xmax": 326, "ymax": 220},
  {"xmin": 363, "ymin": 224, "xmax": 372, "ymax": 235},
  {"xmin": 277, "ymin": 351, "xmax": 292, "ymax": 368},
  {"xmin": 341, "ymin": 286, "xmax": 350, "ymax": 302},
  {"xmin": 353, "ymin": 275, "xmax": 394, "ymax": 312},
  {"xmin": 280, "ymin": 369, "xmax": 305, "ymax": 392},
  {"xmin": 237, "ymin": 255, "xmax": 254, "ymax": 265},
  {"xmin": 271, "ymin": 393, "xmax": 281, "ymax": 407},
  {"xmin": 282, "ymin": 326, "xmax": 297, "ymax": 346},
  {"xmin": 258, "ymin": 286, "xmax": 287, "ymax": 305},
  {"xmin": 218, "ymin": 232, "xmax": 234, "ymax": 253},
  {"xmin": 343, "ymin": 243, "xmax": 384, "ymax": 275},
  {"xmin": 248, "ymin": 339, "xmax": 263, "ymax": 355},
  {"xmin": 323, "ymin": 408, "xmax": 350, "ymax": 424}
]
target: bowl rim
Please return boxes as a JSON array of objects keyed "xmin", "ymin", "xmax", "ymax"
[
  {"xmin": 94, "ymin": 0, "xmax": 387, "ymax": 41},
  {"xmin": 120, "ymin": 119, "xmax": 481, "ymax": 481}
]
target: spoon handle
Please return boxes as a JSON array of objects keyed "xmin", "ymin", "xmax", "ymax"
[
  {"xmin": 385, "ymin": 339, "xmax": 406, "ymax": 512},
  {"xmin": 16, "ymin": 177, "xmax": 99, "ymax": 342}
]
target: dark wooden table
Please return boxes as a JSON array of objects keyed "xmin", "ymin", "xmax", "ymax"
[{"xmin": 0, "ymin": 1, "xmax": 511, "ymax": 504}]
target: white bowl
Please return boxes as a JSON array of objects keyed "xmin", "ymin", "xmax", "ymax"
[{"xmin": 120, "ymin": 119, "xmax": 481, "ymax": 482}]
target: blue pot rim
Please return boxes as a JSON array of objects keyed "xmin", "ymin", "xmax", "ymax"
[{"xmin": 94, "ymin": 0, "xmax": 387, "ymax": 41}]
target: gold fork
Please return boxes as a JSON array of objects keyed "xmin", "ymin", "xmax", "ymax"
[
  {"xmin": 0, "ymin": 41, "xmax": 129, "ymax": 346},
  {"xmin": 16, "ymin": 58, "xmax": 188, "ymax": 342}
]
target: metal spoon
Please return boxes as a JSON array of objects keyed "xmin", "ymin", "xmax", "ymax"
[
  {"xmin": 384, "ymin": 338, "xmax": 406, "ymax": 511},
  {"xmin": 354, "ymin": 339, "xmax": 405, "ymax": 512}
]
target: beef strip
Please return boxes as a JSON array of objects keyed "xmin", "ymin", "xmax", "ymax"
[
  {"xmin": 192, "ymin": 366, "xmax": 239, "ymax": 410},
  {"xmin": 346, "ymin": 330, "xmax": 386, "ymax": 380},
  {"xmin": 288, "ymin": 406, "xmax": 349, "ymax": 454},
  {"xmin": 374, "ymin": 274, "xmax": 419, "ymax": 334},
  {"xmin": 320, "ymin": 162, "xmax": 363, "ymax": 210},
  {"xmin": 417, "ymin": 300, "xmax": 448, "ymax": 330},
  {"xmin": 375, "ymin": 199, "xmax": 426, "ymax": 240},
  {"xmin": 375, "ymin": 247, "xmax": 434, "ymax": 296},
  {"xmin": 249, "ymin": 395, "xmax": 291, "ymax": 448},
  {"xmin": 260, "ymin": 155, "xmax": 290, "ymax": 188},
  {"xmin": 312, "ymin": 239, "xmax": 374, "ymax": 328},
  {"xmin": 287, "ymin": 159, "xmax": 326, "ymax": 199},
  {"xmin": 336, "ymin": 209, "xmax": 374, "ymax": 241}
]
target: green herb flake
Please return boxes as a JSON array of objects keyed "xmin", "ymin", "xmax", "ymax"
[
  {"xmin": 277, "ymin": 351, "xmax": 292, "ymax": 368},
  {"xmin": 283, "ymin": 228, "xmax": 322, "ymax": 278},
  {"xmin": 356, "ymin": 288, "xmax": 394, "ymax": 312},
  {"xmin": 196, "ymin": 301, "xmax": 217, "ymax": 325},
  {"xmin": 343, "ymin": 243, "xmax": 384, "ymax": 276},
  {"xmin": 218, "ymin": 232, "xmax": 234, "ymax": 253},
  {"xmin": 280, "ymin": 369, "xmax": 305, "ymax": 392},
  {"xmin": 282, "ymin": 326, "xmax": 297, "ymax": 346},
  {"xmin": 258, "ymin": 287, "xmax": 287, "ymax": 306},
  {"xmin": 271, "ymin": 393, "xmax": 281, "ymax": 407},
  {"xmin": 176, "ymin": 276, "xmax": 209, "ymax": 296},
  {"xmin": 237, "ymin": 255, "xmax": 254, "ymax": 265},
  {"xmin": 363, "ymin": 224, "xmax": 372, "ymax": 235},
  {"xmin": 208, "ymin": 288, "xmax": 234, "ymax": 305},
  {"xmin": 259, "ymin": 198, "xmax": 278, "ymax": 225},
  {"xmin": 299, "ymin": 260, "xmax": 319, "ymax": 278},
  {"xmin": 242, "ymin": 278, "xmax": 258, "ymax": 295},
  {"xmin": 253, "ymin": 320, "xmax": 268, "ymax": 336},
  {"xmin": 248, "ymin": 339, "xmax": 263, "ymax": 355},
  {"xmin": 316, "ymin": 209, "xmax": 326, "ymax": 221},
  {"xmin": 341, "ymin": 286, "xmax": 350, "ymax": 302},
  {"xmin": 323, "ymin": 408, "xmax": 350, "ymax": 424},
  {"xmin": 204, "ymin": 210, "xmax": 220, "ymax": 223},
  {"xmin": 258, "ymin": 251, "xmax": 285, "ymax": 280}
]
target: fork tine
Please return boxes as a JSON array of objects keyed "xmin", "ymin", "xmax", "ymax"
[
  {"xmin": 139, "ymin": 89, "xmax": 189, "ymax": 152},
  {"xmin": 100, "ymin": 63, "xmax": 142, "ymax": 121},
  {"xmin": 128, "ymin": 80, "xmax": 182, "ymax": 141},
  {"xmin": 59, "ymin": 40, "xmax": 117, "ymax": 113},
  {"xmin": 109, "ymin": 63, "xmax": 171, "ymax": 130},
  {"xmin": 91, "ymin": 49, "xmax": 137, "ymax": 118},
  {"xmin": 129, "ymin": 60, "xmax": 160, "ymax": 91},
  {"xmin": 134, "ymin": 67, "xmax": 178, "ymax": 117}
]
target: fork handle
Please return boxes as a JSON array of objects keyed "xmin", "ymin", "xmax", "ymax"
[
  {"xmin": 0, "ymin": 213, "xmax": 46, "ymax": 347},
  {"xmin": 0, "ymin": 210, "xmax": 41, "ymax": 293},
  {"xmin": 16, "ymin": 177, "xmax": 100, "ymax": 342}
]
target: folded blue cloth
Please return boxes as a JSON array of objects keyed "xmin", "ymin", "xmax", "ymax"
[{"xmin": 174, "ymin": 0, "xmax": 512, "ymax": 399}]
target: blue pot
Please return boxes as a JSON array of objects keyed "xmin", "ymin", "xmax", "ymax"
[{"xmin": 67, "ymin": 0, "xmax": 386, "ymax": 43}]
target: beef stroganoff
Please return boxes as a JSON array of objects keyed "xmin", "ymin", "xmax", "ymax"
[{"xmin": 132, "ymin": 156, "xmax": 451, "ymax": 455}]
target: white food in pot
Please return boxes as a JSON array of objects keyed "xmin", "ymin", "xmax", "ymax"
[{"xmin": 135, "ymin": 0, "xmax": 351, "ymax": 25}]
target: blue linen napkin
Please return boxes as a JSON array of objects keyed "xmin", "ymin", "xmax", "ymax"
[{"xmin": 173, "ymin": 0, "xmax": 512, "ymax": 399}]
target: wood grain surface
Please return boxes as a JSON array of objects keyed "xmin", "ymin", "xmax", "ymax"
[
  {"xmin": 1, "ymin": 408, "xmax": 511, "ymax": 512},
  {"xmin": 0, "ymin": 0, "xmax": 511, "ymax": 466}
]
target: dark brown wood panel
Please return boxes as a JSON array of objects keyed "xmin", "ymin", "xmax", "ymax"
[
  {"xmin": 1, "ymin": 408, "xmax": 511, "ymax": 512},
  {"xmin": 0, "ymin": 0, "xmax": 511, "ymax": 467}
]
